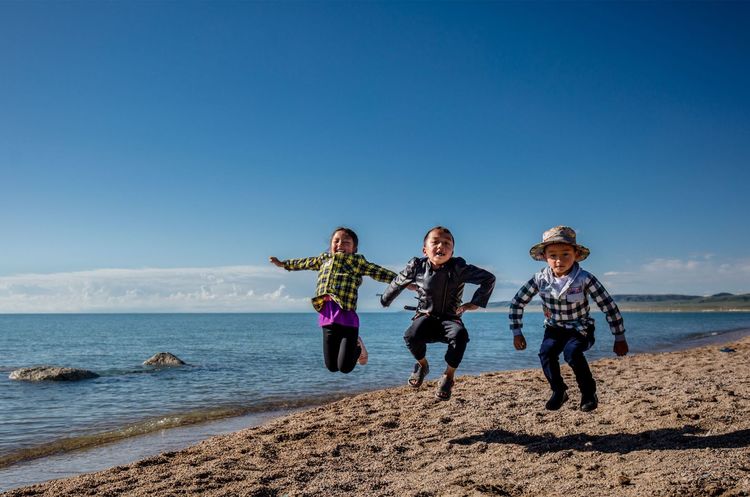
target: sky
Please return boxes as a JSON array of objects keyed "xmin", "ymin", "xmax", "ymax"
[{"xmin": 1, "ymin": 1, "xmax": 749, "ymax": 312}]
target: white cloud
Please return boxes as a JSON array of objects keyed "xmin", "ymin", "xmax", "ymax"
[
  {"xmin": 642, "ymin": 258, "xmax": 702, "ymax": 272},
  {"xmin": 0, "ymin": 266, "xmax": 312, "ymax": 313},
  {"xmin": 600, "ymin": 256, "xmax": 750, "ymax": 295}
]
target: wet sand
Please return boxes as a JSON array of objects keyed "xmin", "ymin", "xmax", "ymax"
[{"xmin": 4, "ymin": 335, "xmax": 750, "ymax": 497}]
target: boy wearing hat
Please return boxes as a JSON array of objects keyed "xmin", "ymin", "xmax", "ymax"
[{"xmin": 509, "ymin": 226, "xmax": 629, "ymax": 412}]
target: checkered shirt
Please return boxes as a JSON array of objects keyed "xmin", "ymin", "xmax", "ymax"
[
  {"xmin": 509, "ymin": 264, "xmax": 625, "ymax": 336},
  {"xmin": 284, "ymin": 252, "xmax": 396, "ymax": 312}
]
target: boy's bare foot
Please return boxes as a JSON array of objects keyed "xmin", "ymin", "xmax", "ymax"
[{"xmin": 356, "ymin": 337, "xmax": 368, "ymax": 365}]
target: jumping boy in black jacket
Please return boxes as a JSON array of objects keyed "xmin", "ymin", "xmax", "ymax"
[{"xmin": 380, "ymin": 226, "xmax": 495, "ymax": 400}]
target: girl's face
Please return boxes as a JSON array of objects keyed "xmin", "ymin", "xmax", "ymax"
[
  {"xmin": 544, "ymin": 243, "xmax": 578, "ymax": 277},
  {"xmin": 330, "ymin": 230, "xmax": 357, "ymax": 254}
]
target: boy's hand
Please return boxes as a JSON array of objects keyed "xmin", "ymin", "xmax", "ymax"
[
  {"xmin": 407, "ymin": 283, "xmax": 418, "ymax": 292},
  {"xmin": 613, "ymin": 339, "xmax": 629, "ymax": 356},
  {"xmin": 269, "ymin": 257, "xmax": 285, "ymax": 268},
  {"xmin": 513, "ymin": 334, "xmax": 527, "ymax": 351},
  {"xmin": 457, "ymin": 303, "xmax": 478, "ymax": 315}
]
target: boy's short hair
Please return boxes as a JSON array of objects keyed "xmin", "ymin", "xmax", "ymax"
[{"xmin": 423, "ymin": 226, "xmax": 454, "ymax": 245}]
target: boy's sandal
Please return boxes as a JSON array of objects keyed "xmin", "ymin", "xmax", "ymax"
[
  {"xmin": 435, "ymin": 375, "xmax": 454, "ymax": 401},
  {"xmin": 408, "ymin": 362, "xmax": 429, "ymax": 388}
]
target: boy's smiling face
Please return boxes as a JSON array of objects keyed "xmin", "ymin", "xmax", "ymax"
[
  {"xmin": 544, "ymin": 243, "xmax": 578, "ymax": 277},
  {"xmin": 423, "ymin": 229, "xmax": 454, "ymax": 267}
]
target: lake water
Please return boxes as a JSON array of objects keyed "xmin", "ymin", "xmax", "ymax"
[{"xmin": 2, "ymin": 311, "xmax": 750, "ymax": 491}]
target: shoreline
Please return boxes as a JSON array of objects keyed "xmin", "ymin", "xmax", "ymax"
[
  {"xmin": 0, "ymin": 393, "xmax": 354, "ymax": 471},
  {"xmin": 2, "ymin": 326, "xmax": 748, "ymax": 476},
  {"xmin": 0, "ymin": 410, "xmax": 289, "ymax": 493},
  {"xmin": 3, "ymin": 328, "xmax": 750, "ymax": 496}
]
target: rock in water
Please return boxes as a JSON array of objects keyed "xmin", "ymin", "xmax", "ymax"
[
  {"xmin": 143, "ymin": 352, "xmax": 186, "ymax": 366},
  {"xmin": 9, "ymin": 366, "xmax": 100, "ymax": 381}
]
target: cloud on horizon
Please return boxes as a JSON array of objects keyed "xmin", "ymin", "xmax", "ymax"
[
  {"xmin": 2, "ymin": 256, "xmax": 746, "ymax": 313},
  {"xmin": 601, "ymin": 255, "xmax": 750, "ymax": 296},
  {"xmin": 0, "ymin": 266, "xmax": 312, "ymax": 313}
]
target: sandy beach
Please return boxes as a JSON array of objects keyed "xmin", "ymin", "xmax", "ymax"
[{"xmin": 4, "ymin": 334, "xmax": 750, "ymax": 497}]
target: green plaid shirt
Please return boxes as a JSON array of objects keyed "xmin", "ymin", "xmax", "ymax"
[{"xmin": 283, "ymin": 252, "xmax": 396, "ymax": 312}]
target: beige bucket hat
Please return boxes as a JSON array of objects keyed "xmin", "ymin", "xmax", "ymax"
[{"xmin": 529, "ymin": 225, "xmax": 590, "ymax": 262}]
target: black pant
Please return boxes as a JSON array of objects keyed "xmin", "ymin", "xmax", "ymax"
[
  {"xmin": 403, "ymin": 315, "xmax": 469, "ymax": 369},
  {"xmin": 538, "ymin": 325, "xmax": 596, "ymax": 396},
  {"xmin": 322, "ymin": 324, "xmax": 360, "ymax": 374}
]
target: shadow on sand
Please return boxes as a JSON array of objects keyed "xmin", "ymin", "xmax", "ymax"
[{"xmin": 449, "ymin": 425, "xmax": 750, "ymax": 454}]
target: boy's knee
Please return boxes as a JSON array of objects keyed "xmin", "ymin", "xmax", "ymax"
[
  {"xmin": 538, "ymin": 341, "xmax": 556, "ymax": 358},
  {"xmin": 444, "ymin": 319, "xmax": 467, "ymax": 336},
  {"xmin": 403, "ymin": 323, "xmax": 419, "ymax": 340},
  {"xmin": 452, "ymin": 328, "xmax": 469, "ymax": 345},
  {"xmin": 563, "ymin": 348, "xmax": 585, "ymax": 364},
  {"xmin": 443, "ymin": 321, "xmax": 467, "ymax": 341}
]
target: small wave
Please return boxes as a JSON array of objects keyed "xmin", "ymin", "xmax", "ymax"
[
  {"xmin": 1, "ymin": 365, "xmax": 198, "ymax": 379},
  {"xmin": 649, "ymin": 327, "xmax": 750, "ymax": 354},
  {"xmin": 683, "ymin": 326, "xmax": 750, "ymax": 342},
  {"xmin": 0, "ymin": 392, "xmax": 349, "ymax": 469},
  {"xmin": 89, "ymin": 362, "xmax": 207, "ymax": 378}
]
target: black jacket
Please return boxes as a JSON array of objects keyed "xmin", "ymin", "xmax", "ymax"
[{"xmin": 380, "ymin": 257, "xmax": 496, "ymax": 318}]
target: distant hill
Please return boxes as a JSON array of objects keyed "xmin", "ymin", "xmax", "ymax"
[{"xmin": 486, "ymin": 293, "xmax": 750, "ymax": 312}]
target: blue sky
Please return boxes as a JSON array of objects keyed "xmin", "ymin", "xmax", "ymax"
[{"xmin": 1, "ymin": 1, "xmax": 749, "ymax": 312}]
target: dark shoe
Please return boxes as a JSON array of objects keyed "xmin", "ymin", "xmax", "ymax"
[
  {"xmin": 580, "ymin": 393, "xmax": 598, "ymax": 412},
  {"xmin": 435, "ymin": 375, "xmax": 454, "ymax": 401},
  {"xmin": 408, "ymin": 362, "xmax": 429, "ymax": 388},
  {"xmin": 545, "ymin": 390, "xmax": 569, "ymax": 410}
]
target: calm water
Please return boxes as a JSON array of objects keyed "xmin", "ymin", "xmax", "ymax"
[{"xmin": 1, "ymin": 312, "xmax": 750, "ymax": 490}]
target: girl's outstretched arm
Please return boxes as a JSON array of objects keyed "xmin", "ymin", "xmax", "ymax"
[
  {"xmin": 269, "ymin": 257, "xmax": 285, "ymax": 268},
  {"xmin": 358, "ymin": 257, "xmax": 397, "ymax": 283},
  {"xmin": 270, "ymin": 254, "xmax": 324, "ymax": 271}
]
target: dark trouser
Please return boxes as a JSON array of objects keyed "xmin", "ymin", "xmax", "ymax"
[
  {"xmin": 403, "ymin": 315, "xmax": 469, "ymax": 369},
  {"xmin": 538, "ymin": 325, "xmax": 596, "ymax": 396},
  {"xmin": 322, "ymin": 324, "xmax": 360, "ymax": 374}
]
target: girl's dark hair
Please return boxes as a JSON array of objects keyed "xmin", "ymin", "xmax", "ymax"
[
  {"xmin": 330, "ymin": 227, "xmax": 359, "ymax": 250},
  {"xmin": 423, "ymin": 226, "xmax": 454, "ymax": 245}
]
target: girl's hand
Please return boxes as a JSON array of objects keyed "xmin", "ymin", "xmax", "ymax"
[
  {"xmin": 513, "ymin": 334, "xmax": 527, "ymax": 351},
  {"xmin": 613, "ymin": 339, "xmax": 629, "ymax": 356},
  {"xmin": 407, "ymin": 283, "xmax": 418, "ymax": 292},
  {"xmin": 269, "ymin": 257, "xmax": 285, "ymax": 268},
  {"xmin": 456, "ymin": 303, "xmax": 478, "ymax": 315}
]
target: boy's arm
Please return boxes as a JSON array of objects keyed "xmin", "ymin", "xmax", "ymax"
[
  {"xmin": 461, "ymin": 264, "xmax": 496, "ymax": 308},
  {"xmin": 380, "ymin": 258, "xmax": 418, "ymax": 307},
  {"xmin": 585, "ymin": 275, "xmax": 627, "ymax": 354},
  {"xmin": 359, "ymin": 257, "xmax": 398, "ymax": 284},
  {"xmin": 509, "ymin": 278, "xmax": 539, "ymax": 336},
  {"xmin": 281, "ymin": 254, "xmax": 324, "ymax": 271}
]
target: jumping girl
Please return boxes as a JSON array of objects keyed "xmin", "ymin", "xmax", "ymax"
[{"xmin": 269, "ymin": 227, "xmax": 396, "ymax": 374}]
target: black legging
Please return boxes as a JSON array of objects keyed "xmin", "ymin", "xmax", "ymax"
[{"xmin": 322, "ymin": 324, "xmax": 361, "ymax": 374}]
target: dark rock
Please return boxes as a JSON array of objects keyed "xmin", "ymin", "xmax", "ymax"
[
  {"xmin": 143, "ymin": 352, "xmax": 186, "ymax": 366},
  {"xmin": 9, "ymin": 366, "xmax": 99, "ymax": 381}
]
